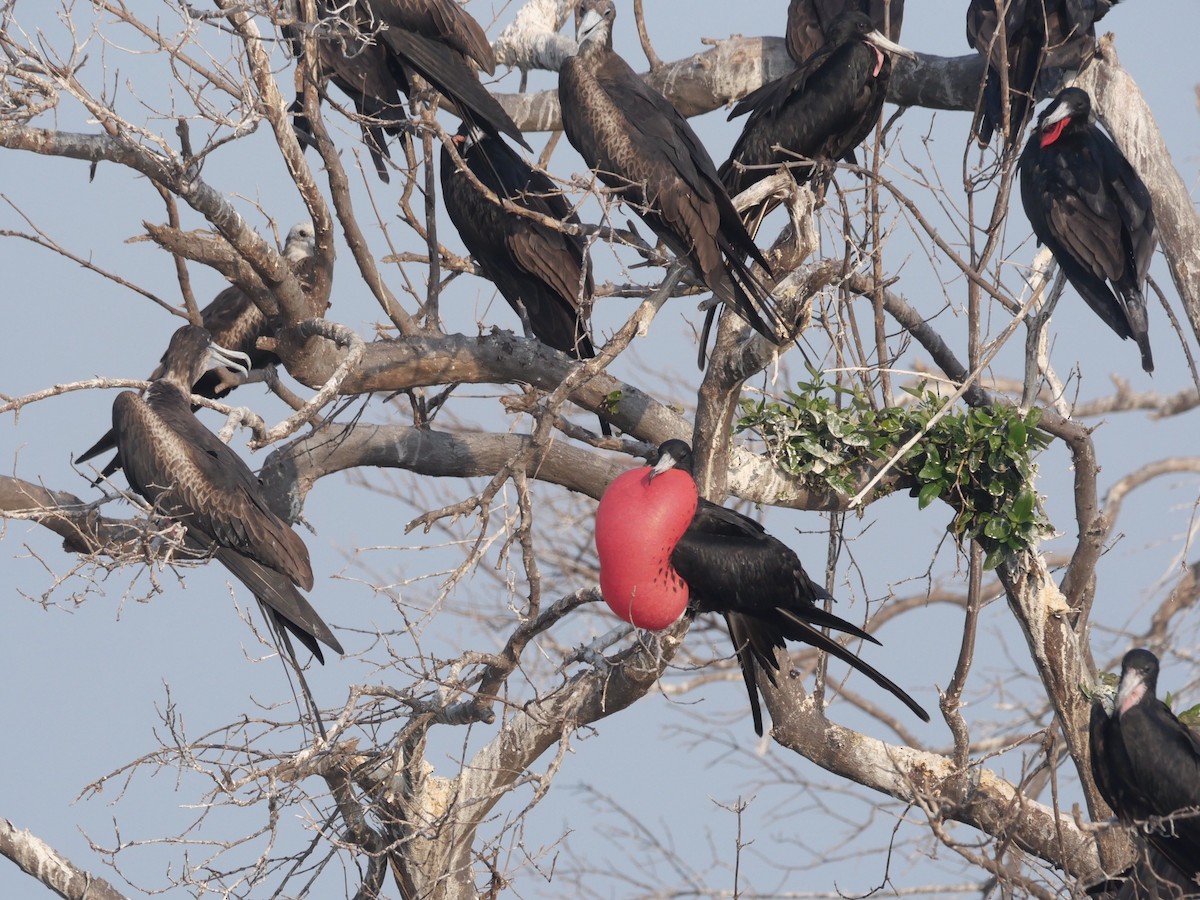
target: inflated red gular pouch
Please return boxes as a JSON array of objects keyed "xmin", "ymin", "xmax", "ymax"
[{"xmin": 594, "ymin": 465, "xmax": 697, "ymax": 630}]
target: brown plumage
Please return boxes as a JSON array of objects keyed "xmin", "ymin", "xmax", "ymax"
[
  {"xmin": 558, "ymin": 0, "xmax": 783, "ymax": 361},
  {"xmin": 112, "ymin": 325, "xmax": 343, "ymax": 663},
  {"xmin": 77, "ymin": 223, "xmax": 325, "ymax": 479}
]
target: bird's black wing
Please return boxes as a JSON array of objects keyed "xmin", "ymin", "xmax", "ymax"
[
  {"xmin": 209, "ymin": 542, "xmax": 343, "ymax": 663},
  {"xmin": 383, "ymin": 27, "xmax": 527, "ymax": 149},
  {"xmin": 373, "ymin": 0, "xmax": 497, "ymax": 74},
  {"xmin": 1020, "ymin": 135, "xmax": 1134, "ymax": 341},
  {"xmin": 1117, "ymin": 699, "xmax": 1200, "ymax": 879},
  {"xmin": 1099, "ymin": 136, "xmax": 1157, "ymax": 284},
  {"xmin": 728, "ymin": 45, "xmax": 830, "ymax": 124}
]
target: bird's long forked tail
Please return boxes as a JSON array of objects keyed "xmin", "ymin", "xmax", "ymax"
[
  {"xmin": 777, "ymin": 607, "xmax": 930, "ymax": 722},
  {"xmin": 267, "ymin": 614, "xmax": 330, "ymax": 742},
  {"xmin": 213, "ymin": 548, "xmax": 344, "ymax": 663},
  {"xmin": 697, "ymin": 256, "xmax": 806, "ymax": 370},
  {"xmin": 725, "ymin": 608, "xmax": 928, "ymax": 734},
  {"xmin": 1122, "ymin": 287, "xmax": 1155, "ymax": 374}
]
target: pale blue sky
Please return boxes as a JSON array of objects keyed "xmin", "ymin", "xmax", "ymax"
[{"xmin": 2, "ymin": 1, "xmax": 1199, "ymax": 896}]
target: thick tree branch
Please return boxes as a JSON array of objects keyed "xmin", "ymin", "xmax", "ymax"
[
  {"xmin": 765, "ymin": 690, "xmax": 1105, "ymax": 883},
  {"xmin": 0, "ymin": 818, "xmax": 129, "ymax": 900}
]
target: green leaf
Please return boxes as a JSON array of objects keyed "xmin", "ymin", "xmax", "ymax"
[
  {"xmin": 1012, "ymin": 492, "xmax": 1036, "ymax": 523},
  {"xmin": 983, "ymin": 517, "xmax": 1010, "ymax": 540},
  {"xmin": 917, "ymin": 481, "xmax": 944, "ymax": 509},
  {"xmin": 983, "ymin": 544, "xmax": 1006, "ymax": 570}
]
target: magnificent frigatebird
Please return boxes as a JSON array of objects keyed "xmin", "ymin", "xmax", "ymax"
[
  {"xmin": 112, "ymin": 325, "xmax": 343, "ymax": 664},
  {"xmin": 966, "ymin": 0, "xmax": 1121, "ymax": 147},
  {"xmin": 786, "ymin": 0, "xmax": 905, "ymax": 68},
  {"xmin": 77, "ymin": 222, "xmax": 325, "ymax": 479},
  {"xmin": 1018, "ymin": 87, "xmax": 1156, "ymax": 373},
  {"xmin": 558, "ymin": 0, "xmax": 784, "ymax": 360},
  {"xmin": 721, "ymin": 10, "xmax": 915, "ymax": 224},
  {"xmin": 595, "ymin": 439, "xmax": 928, "ymax": 735},
  {"xmin": 284, "ymin": 0, "xmax": 528, "ymax": 181},
  {"xmin": 440, "ymin": 124, "xmax": 611, "ymax": 435},
  {"xmin": 1090, "ymin": 649, "xmax": 1200, "ymax": 882}
]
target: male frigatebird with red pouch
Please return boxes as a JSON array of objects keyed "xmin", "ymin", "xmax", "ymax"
[
  {"xmin": 1019, "ymin": 87, "xmax": 1157, "ymax": 373},
  {"xmin": 595, "ymin": 440, "xmax": 928, "ymax": 735}
]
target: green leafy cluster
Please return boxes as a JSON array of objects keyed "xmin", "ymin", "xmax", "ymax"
[{"xmin": 736, "ymin": 370, "xmax": 1053, "ymax": 569}]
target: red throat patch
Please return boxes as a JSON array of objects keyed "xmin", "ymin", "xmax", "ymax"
[
  {"xmin": 594, "ymin": 466, "xmax": 698, "ymax": 630},
  {"xmin": 1039, "ymin": 117, "xmax": 1070, "ymax": 148},
  {"xmin": 870, "ymin": 44, "xmax": 885, "ymax": 78}
]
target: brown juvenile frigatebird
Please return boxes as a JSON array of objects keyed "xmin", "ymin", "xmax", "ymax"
[
  {"xmin": 594, "ymin": 439, "xmax": 928, "ymax": 735},
  {"xmin": 1018, "ymin": 87, "xmax": 1156, "ymax": 373},
  {"xmin": 1090, "ymin": 649, "xmax": 1200, "ymax": 882},
  {"xmin": 112, "ymin": 324, "xmax": 343, "ymax": 664},
  {"xmin": 966, "ymin": 0, "xmax": 1122, "ymax": 147},
  {"xmin": 440, "ymin": 124, "xmax": 611, "ymax": 435},
  {"xmin": 558, "ymin": 0, "xmax": 784, "ymax": 362},
  {"xmin": 76, "ymin": 222, "xmax": 325, "ymax": 480},
  {"xmin": 785, "ymin": 0, "xmax": 905, "ymax": 70},
  {"xmin": 284, "ymin": 0, "xmax": 529, "ymax": 181},
  {"xmin": 721, "ymin": 10, "xmax": 915, "ymax": 226}
]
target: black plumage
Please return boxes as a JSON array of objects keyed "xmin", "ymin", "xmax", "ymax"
[
  {"xmin": 112, "ymin": 325, "xmax": 343, "ymax": 663},
  {"xmin": 966, "ymin": 0, "xmax": 1121, "ymax": 147},
  {"xmin": 1090, "ymin": 649, "xmax": 1200, "ymax": 882},
  {"xmin": 440, "ymin": 125, "xmax": 610, "ymax": 435},
  {"xmin": 1018, "ymin": 87, "xmax": 1156, "ymax": 373},
  {"xmin": 786, "ymin": 0, "xmax": 905, "ymax": 67},
  {"xmin": 558, "ymin": 0, "xmax": 783, "ymax": 357},
  {"xmin": 721, "ymin": 10, "xmax": 914, "ymax": 219},
  {"xmin": 284, "ymin": 0, "xmax": 528, "ymax": 182},
  {"xmin": 77, "ymin": 223, "xmax": 325, "ymax": 479},
  {"xmin": 440, "ymin": 126, "xmax": 596, "ymax": 361},
  {"xmin": 655, "ymin": 440, "xmax": 928, "ymax": 736}
]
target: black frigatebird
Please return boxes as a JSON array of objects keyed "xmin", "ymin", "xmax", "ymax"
[
  {"xmin": 558, "ymin": 0, "xmax": 784, "ymax": 362},
  {"xmin": 594, "ymin": 439, "xmax": 928, "ymax": 735},
  {"xmin": 76, "ymin": 222, "xmax": 326, "ymax": 480},
  {"xmin": 283, "ymin": 0, "xmax": 528, "ymax": 181},
  {"xmin": 1090, "ymin": 648, "xmax": 1200, "ymax": 882},
  {"xmin": 112, "ymin": 325, "xmax": 343, "ymax": 664},
  {"xmin": 966, "ymin": 0, "xmax": 1121, "ymax": 147},
  {"xmin": 721, "ymin": 10, "xmax": 915, "ymax": 225},
  {"xmin": 786, "ymin": 0, "xmax": 905, "ymax": 69},
  {"xmin": 439, "ymin": 124, "xmax": 611, "ymax": 435},
  {"xmin": 1018, "ymin": 87, "xmax": 1156, "ymax": 373}
]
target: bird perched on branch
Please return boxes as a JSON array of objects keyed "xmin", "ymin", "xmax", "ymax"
[
  {"xmin": 283, "ymin": 0, "xmax": 528, "ymax": 181},
  {"xmin": 785, "ymin": 0, "xmax": 905, "ymax": 70},
  {"xmin": 594, "ymin": 439, "xmax": 928, "ymax": 735},
  {"xmin": 111, "ymin": 325, "xmax": 343, "ymax": 665},
  {"xmin": 1019, "ymin": 87, "xmax": 1156, "ymax": 373},
  {"xmin": 76, "ymin": 222, "xmax": 326, "ymax": 480},
  {"xmin": 558, "ymin": 0, "xmax": 784, "ymax": 364},
  {"xmin": 721, "ymin": 11, "xmax": 915, "ymax": 227},
  {"xmin": 1090, "ymin": 648, "xmax": 1200, "ymax": 882},
  {"xmin": 439, "ymin": 124, "xmax": 610, "ymax": 435},
  {"xmin": 966, "ymin": 0, "xmax": 1122, "ymax": 147}
]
